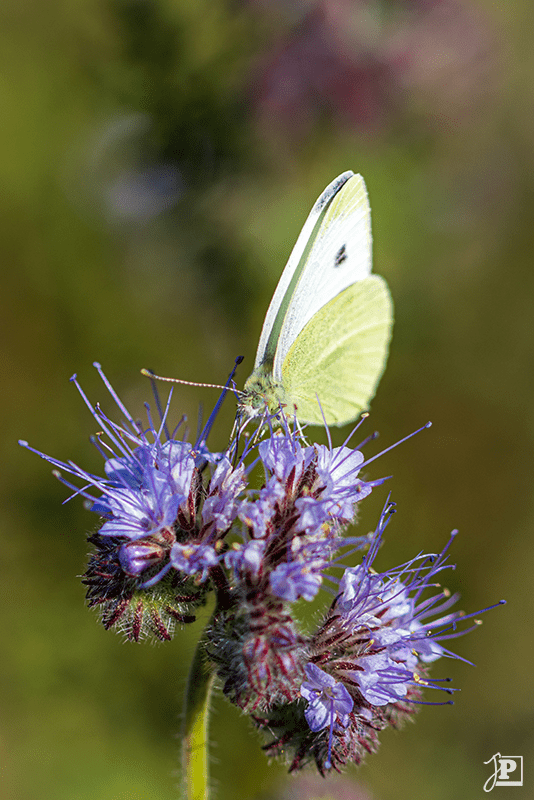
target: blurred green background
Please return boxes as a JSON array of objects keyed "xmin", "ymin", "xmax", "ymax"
[{"xmin": 3, "ymin": 0, "xmax": 533, "ymax": 798}]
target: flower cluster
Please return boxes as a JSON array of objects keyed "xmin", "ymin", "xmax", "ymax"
[
  {"xmin": 253, "ymin": 503, "xmax": 503, "ymax": 773},
  {"xmin": 20, "ymin": 364, "xmax": 503, "ymax": 775}
]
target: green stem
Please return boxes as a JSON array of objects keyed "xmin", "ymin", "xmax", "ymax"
[{"xmin": 181, "ymin": 626, "xmax": 216, "ymax": 800}]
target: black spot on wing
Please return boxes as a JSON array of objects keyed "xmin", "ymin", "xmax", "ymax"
[{"xmin": 334, "ymin": 244, "xmax": 347, "ymax": 267}]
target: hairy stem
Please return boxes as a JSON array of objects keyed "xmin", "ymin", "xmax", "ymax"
[{"xmin": 181, "ymin": 625, "xmax": 215, "ymax": 800}]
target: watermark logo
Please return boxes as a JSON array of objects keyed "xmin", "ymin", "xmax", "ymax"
[{"xmin": 484, "ymin": 753, "xmax": 523, "ymax": 791}]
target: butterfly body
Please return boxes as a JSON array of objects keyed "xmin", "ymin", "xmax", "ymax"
[{"xmin": 241, "ymin": 362, "xmax": 286, "ymax": 419}]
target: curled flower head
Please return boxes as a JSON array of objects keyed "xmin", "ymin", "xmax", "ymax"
[
  {"xmin": 19, "ymin": 364, "xmax": 235, "ymax": 640},
  {"xmin": 255, "ymin": 502, "xmax": 504, "ymax": 774}
]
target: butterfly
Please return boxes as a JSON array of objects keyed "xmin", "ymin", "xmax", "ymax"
[{"xmin": 238, "ymin": 171, "xmax": 393, "ymax": 427}]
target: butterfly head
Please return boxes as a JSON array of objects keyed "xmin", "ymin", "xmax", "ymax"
[{"xmin": 238, "ymin": 366, "xmax": 287, "ymax": 424}]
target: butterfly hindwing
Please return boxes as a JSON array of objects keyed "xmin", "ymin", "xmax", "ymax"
[{"xmin": 281, "ymin": 276, "xmax": 392, "ymax": 425}]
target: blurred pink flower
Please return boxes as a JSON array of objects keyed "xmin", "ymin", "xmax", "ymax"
[{"xmin": 250, "ymin": 0, "xmax": 495, "ymax": 139}]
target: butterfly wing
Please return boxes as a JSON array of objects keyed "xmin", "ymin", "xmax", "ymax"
[
  {"xmin": 253, "ymin": 171, "xmax": 362, "ymax": 371},
  {"xmin": 270, "ymin": 173, "xmax": 373, "ymax": 382},
  {"xmin": 243, "ymin": 171, "xmax": 392, "ymax": 426},
  {"xmin": 281, "ymin": 275, "xmax": 393, "ymax": 425}
]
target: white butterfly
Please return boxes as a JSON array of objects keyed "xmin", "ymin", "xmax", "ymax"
[{"xmin": 238, "ymin": 171, "xmax": 393, "ymax": 426}]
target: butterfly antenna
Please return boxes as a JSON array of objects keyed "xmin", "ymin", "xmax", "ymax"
[{"xmin": 141, "ymin": 366, "xmax": 245, "ymax": 395}]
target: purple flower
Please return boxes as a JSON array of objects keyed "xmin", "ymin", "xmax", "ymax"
[
  {"xmin": 18, "ymin": 364, "xmax": 228, "ymax": 640},
  {"xmin": 20, "ymin": 367, "xmax": 198, "ymax": 546},
  {"xmin": 313, "ymin": 445, "xmax": 374, "ymax": 517},
  {"xmin": 293, "ymin": 446, "xmax": 380, "ymax": 540},
  {"xmin": 332, "ymin": 535, "xmax": 455, "ymax": 705},
  {"xmin": 202, "ymin": 456, "xmax": 246, "ymax": 532},
  {"xmin": 301, "ymin": 663, "xmax": 354, "ymax": 732},
  {"xmin": 96, "ymin": 442, "xmax": 194, "ymax": 541},
  {"xmin": 237, "ymin": 477, "xmax": 284, "ymax": 539},
  {"xmin": 301, "ymin": 662, "xmax": 354, "ymax": 769},
  {"xmin": 310, "ymin": 502, "xmax": 504, "ymax": 712},
  {"xmin": 225, "ymin": 538, "xmax": 267, "ymax": 577},
  {"xmin": 256, "ymin": 502, "xmax": 503, "ymax": 774},
  {"xmin": 269, "ymin": 561, "xmax": 324, "ymax": 602},
  {"xmin": 20, "ymin": 363, "xmax": 504, "ymax": 776},
  {"xmin": 236, "ymin": 436, "xmax": 383, "ymax": 602},
  {"xmin": 258, "ymin": 434, "xmax": 314, "ymax": 486},
  {"xmin": 170, "ymin": 542, "xmax": 219, "ymax": 581},
  {"xmin": 118, "ymin": 536, "xmax": 173, "ymax": 577}
]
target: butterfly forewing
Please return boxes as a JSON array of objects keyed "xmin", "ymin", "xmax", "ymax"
[
  {"xmin": 253, "ymin": 171, "xmax": 354, "ymax": 372},
  {"xmin": 272, "ymin": 174, "xmax": 372, "ymax": 382}
]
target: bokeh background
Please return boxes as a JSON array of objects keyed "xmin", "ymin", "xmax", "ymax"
[{"xmin": 3, "ymin": 1, "xmax": 533, "ymax": 798}]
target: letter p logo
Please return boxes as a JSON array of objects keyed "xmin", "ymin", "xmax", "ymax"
[
  {"xmin": 498, "ymin": 759, "xmax": 518, "ymax": 781},
  {"xmin": 484, "ymin": 754, "xmax": 523, "ymax": 791}
]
